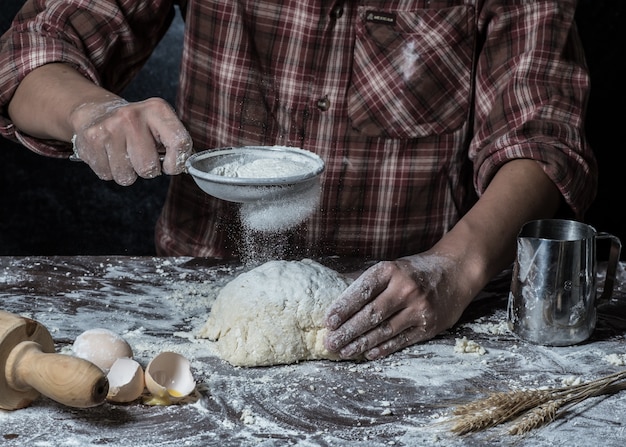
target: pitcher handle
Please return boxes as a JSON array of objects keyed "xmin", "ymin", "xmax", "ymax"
[{"xmin": 597, "ymin": 232, "xmax": 622, "ymax": 304}]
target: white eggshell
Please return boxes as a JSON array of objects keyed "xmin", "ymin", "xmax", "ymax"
[
  {"xmin": 145, "ymin": 352, "xmax": 196, "ymax": 403},
  {"xmin": 72, "ymin": 328, "xmax": 133, "ymax": 372},
  {"xmin": 106, "ymin": 358, "xmax": 145, "ymax": 403}
]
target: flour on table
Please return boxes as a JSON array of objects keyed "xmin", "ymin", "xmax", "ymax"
[
  {"xmin": 462, "ymin": 319, "xmax": 510, "ymax": 336},
  {"xmin": 605, "ymin": 353, "xmax": 626, "ymax": 366},
  {"xmin": 198, "ymin": 259, "xmax": 351, "ymax": 367}
]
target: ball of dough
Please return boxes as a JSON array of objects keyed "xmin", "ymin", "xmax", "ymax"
[{"xmin": 199, "ymin": 259, "xmax": 351, "ymax": 367}]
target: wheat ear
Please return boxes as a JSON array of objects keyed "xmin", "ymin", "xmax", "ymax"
[{"xmin": 449, "ymin": 369, "xmax": 626, "ymax": 436}]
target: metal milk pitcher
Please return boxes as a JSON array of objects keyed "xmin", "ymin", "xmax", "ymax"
[{"xmin": 508, "ymin": 219, "xmax": 621, "ymax": 346}]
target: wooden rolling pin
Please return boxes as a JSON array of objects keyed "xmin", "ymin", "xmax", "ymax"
[{"xmin": 0, "ymin": 310, "xmax": 109, "ymax": 410}]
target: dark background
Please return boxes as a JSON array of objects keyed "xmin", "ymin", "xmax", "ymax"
[{"xmin": 1, "ymin": 1, "xmax": 624, "ymax": 257}]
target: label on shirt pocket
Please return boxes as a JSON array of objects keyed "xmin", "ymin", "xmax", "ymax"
[
  {"xmin": 365, "ymin": 11, "xmax": 397, "ymax": 25},
  {"xmin": 348, "ymin": 5, "xmax": 476, "ymax": 139}
]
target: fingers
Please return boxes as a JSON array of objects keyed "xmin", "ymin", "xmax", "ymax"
[
  {"xmin": 325, "ymin": 261, "xmax": 409, "ymax": 355},
  {"xmin": 324, "ymin": 259, "xmax": 444, "ymax": 361},
  {"xmin": 325, "ymin": 262, "xmax": 390, "ymax": 330},
  {"xmin": 155, "ymin": 115, "xmax": 193, "ymax": 175},
  {"xmin": 125, "ymin": 124, "xmax": 164, "ymax": 181},
  {"xmin": 72, "ymin": 98, "xmax": 192, "ymax": 185},
  {"xmin": 327, "ymin": 317, "xmax": 395, "ymax": 358},
  {"xmin": 326, "ymin": 302, "xmax": 436, "ymax": 360},
  {"xmin": 325, "ymin": 298, "xmax": 393, "ymax": 353},
  {"xmin": 339, "ymin": 315, "xmax": 435, "ymax": 361},
  {"xmin": 76, "ymin": 124, "xmax": 134, "ymax": 184}
]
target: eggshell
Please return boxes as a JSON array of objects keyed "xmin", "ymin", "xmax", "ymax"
[
  {"xmin": 72, "ymin": 328, "xmax": 133, "ymax": 372},
  {"xmin": 106, "ymin": 358, "xmax": 145, "ymax": 403},
  {"xmin": 144, "ymin": 352, "xmax": 196, "ymax": 404}
]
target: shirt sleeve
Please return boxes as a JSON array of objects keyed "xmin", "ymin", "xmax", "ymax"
[
  {"xmin": 0, "ymin": 0, "xmax": 176, "ymax": 157},
  {"xmin": 470, "ymin": 0, "xmax": 597, "ymax": 218}
]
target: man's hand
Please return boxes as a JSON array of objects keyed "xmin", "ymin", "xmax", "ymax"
[
  {"xmin": 70, "ymin": 97, "xmax": 193, "ymax": 185},
  {"xmin": 8, "ymin": 63, "xmax": 193, "ymax": 186},
  {"xmin": 324, "ymin": 254, "xmax": 467, "ymax": 360}
]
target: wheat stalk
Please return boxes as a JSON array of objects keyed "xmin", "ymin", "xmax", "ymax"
[
  {"xmin": 450, "ymin": 389, "xmax": 552, "ymax": 435},
  {"xmin": 449, "ymin": 369, "xmax": 626, "ymax": 436},
  {"xmin": 508, "ymin": 399, "xmax": 562, "ymax": 435}
]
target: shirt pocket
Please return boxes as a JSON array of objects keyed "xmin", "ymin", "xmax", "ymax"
[{"xmin": 348, "ymin": 5, "xmax": 476, "ymax": 139}]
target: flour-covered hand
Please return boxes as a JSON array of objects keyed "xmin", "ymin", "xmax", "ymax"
[
  {"xmin": 70, "ymin": 97, "xmax": 193, "ymax": 185},
  {"xmin": 324, "ymin": 254, "xmax": 468, "ymax": 360}
]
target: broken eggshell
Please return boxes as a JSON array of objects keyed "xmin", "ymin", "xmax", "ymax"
[
  {"xmin": 72, "ymin": 328, "xmax": 134, "ymax": 372},
  {"xmin": 106, "ymin": 358, "xmax": 145, "ymax": 403},
  {"xmin": 144, "ymin": 351, "xmax": 196, "ymax": 405}
]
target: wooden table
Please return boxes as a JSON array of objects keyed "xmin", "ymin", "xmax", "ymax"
[{"xmin": 1, "ymin": 256, "xmax": 625, "ymax": 446}]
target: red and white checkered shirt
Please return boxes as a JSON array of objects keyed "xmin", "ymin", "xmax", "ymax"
[{"xmin": 0, "ymin": 0, "xmax": 598, "ymax": 259}]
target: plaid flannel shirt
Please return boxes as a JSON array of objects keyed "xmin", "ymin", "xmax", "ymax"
[{"xmin": 0, "ymin": 0, "xmax": 597, "ymax": 259}]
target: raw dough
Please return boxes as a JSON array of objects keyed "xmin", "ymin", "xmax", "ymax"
[
  {"xmin": 454, "ymin": 336, "xmax": 486, "ymax": 355},
  {"xmin": 199, "ymin": 259, "xmax": 351, "ymax": 367}
]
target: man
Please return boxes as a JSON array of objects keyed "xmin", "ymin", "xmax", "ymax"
[{"xmin": 0, "ymin": 1, "xmax": 596, "ymax": 360}]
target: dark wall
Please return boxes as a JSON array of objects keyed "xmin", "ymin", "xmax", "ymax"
[
  {"xmin": 576, "ymin": 0, "xmax": 626, "ymax": 259},
  {"xmin": 1, "ymin": 1, "xmax": 624, "ymax": 257}
]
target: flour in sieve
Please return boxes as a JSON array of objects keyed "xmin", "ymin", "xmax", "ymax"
[{"xmin": 210, "ymin": 157, "xmax": 310, "ymax": 178}]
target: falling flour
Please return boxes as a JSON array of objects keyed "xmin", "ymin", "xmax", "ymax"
[
  {"xmin": 209, "ymin": 148, "xmax": 324, "ymax": 263},
  {"xmin": 236, "ymin": 181, "xmax": 322, "ymax": 266},
  {"xmin": 239, "ymin": 181, "xmax": 321, "ymax": 232},
  {"xmin": 215, "ymin": 154, "xmax": 321, "ymax": 232}
]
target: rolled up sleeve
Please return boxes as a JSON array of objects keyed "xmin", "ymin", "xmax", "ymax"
[{"xmin": 470, "ymin": 1, "xmax": 597, "ymax": 218}]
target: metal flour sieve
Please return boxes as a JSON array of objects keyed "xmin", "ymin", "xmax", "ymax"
[{"xmin": 185, "ymin": 146, "xmax": 325, "ymax": 203}]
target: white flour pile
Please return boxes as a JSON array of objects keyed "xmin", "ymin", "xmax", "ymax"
[{"xmin": 210, "ymin": 157, "xmax": 310, "ymax": 178}]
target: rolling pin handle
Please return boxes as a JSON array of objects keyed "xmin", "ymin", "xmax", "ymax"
[{"xmin": 5, "ymin": 340, "xmax": 109, "ymax": 408}]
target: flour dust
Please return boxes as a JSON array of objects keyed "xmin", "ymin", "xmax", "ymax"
[{"xmin": 237, "ymin": 181, "xmax": 321, "ymax": 265}]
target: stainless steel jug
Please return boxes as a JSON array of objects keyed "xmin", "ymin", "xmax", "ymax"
[{"xmin": 508, "ymin": 219, "xmax": 621, "ymax": 346}]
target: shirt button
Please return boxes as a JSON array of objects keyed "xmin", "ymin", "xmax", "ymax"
[
  {"xmin": 317, "ymin": 96, "xmax": 331, "ymax": 111},
  {"xmin": 330, "ymin": 6, "xmax": 344, "ymax": 19}
]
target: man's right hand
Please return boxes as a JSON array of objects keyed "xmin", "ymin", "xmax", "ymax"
[{"xmin": 70, "ymin": 97, "xmax": 193, "ymax": 185}]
